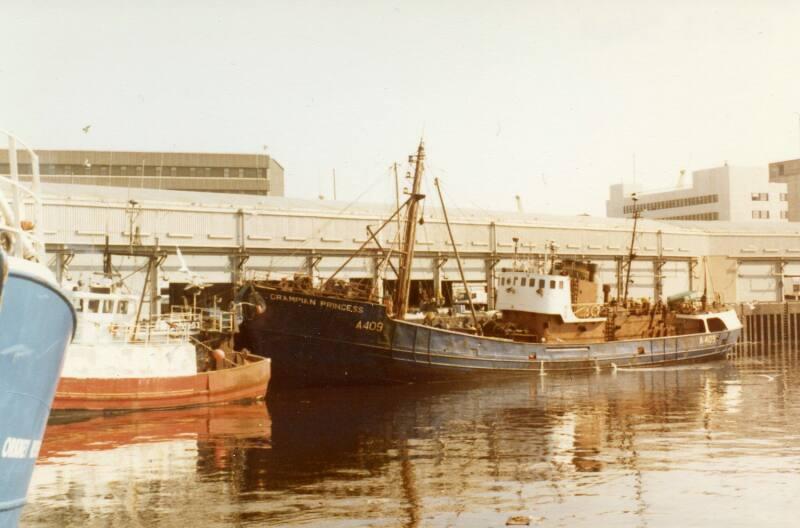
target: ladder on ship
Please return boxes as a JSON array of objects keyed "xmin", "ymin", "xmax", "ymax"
[{"xmin": 604, "ymin": 310, "xmax": 616, "ymax": 342}]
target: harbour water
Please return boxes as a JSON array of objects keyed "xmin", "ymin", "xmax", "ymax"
[{"xmin": 21, "ymin": 344, "xmax": 800, "ymax": 527}]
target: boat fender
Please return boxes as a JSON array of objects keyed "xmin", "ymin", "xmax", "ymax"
[{"xmin": 212, "ymin": 348, "xmax": 226, "ymax": 370}]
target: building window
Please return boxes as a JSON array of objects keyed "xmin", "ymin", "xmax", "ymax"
[
  {"xmin": 190, "ymin": 167, "xmax": 196, "ymax": 177},
  {"xmin": 539, "ymin": 279, "xmax": 545, "ymax": 289},
  {"xmin": 752, "ymin": 210, "xmax": 770, "ymax": 219},
  {"xmin": 751, "ymin": 192, "xmax": 768, "ymax": 201},
  {"xmin": 781, "ymin": 210, "xmax": 789, "ymax": 219},
  {"xmin": 205, "ymin": 168, "xmax": 211, "ymax": 177},
  {"xmin": 155, "ymin": 166, "xmax": 162, "ymax": 177},
  {"xmin": 238, "ymin": 168, "xmax": 245, "ymax": 178},
  {"xmin": 625, "ymin": 194, "xmax": 718, "ymax": 215},
  {"xmin": 170, "ymin": 167, "xmax": 177, "ymax": 177},
  {"xmin": 521, "ymin": 278, "xmax": 527, "ymax": 286},
  {"xmin": 781, "ymin": 193, "xmax": 788, "ymax": 201},
  {"xmin": 659, "ymin": 212, "xmax": 720, "ymax": 221},
  {"xmin": 224, "ymin": 168, "xmax": 230, "ymax": 178},
  {"xmin": 549, "ymin": 280, "xmax": 556, "ymax": 289},
  {"xmin": 120, "ymin": 166, "xmax": 127, "ymax": 175}
]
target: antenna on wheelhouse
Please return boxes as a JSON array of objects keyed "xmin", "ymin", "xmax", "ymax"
[
  {"xmin": 546, "ymin": 240, "xmax": 558, "ymax": 274},
  {"xmin": 393, "ymin": 140, "xmax": 426, "ymax": 318},
  {"xmin": 512, "ymin": 237, "xmax": 519, "ymax": 270}
]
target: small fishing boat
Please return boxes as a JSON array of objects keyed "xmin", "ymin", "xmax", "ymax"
[
  {"xmin": 235, "ymin": 141, "xmax": 741, "ymax": 388},
  {"xmin": 52, "ymin": 285, "xmax": 270, "ymax": 412},
  {"xmin": 0, "ymin": 132, "xmax": 76, "ymax": 525}
]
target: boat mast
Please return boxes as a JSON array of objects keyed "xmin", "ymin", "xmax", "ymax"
[
  {"xmin": 622, "ymin": 193, "xmax": 639, "ymax": 306},
  {"xmin": 434, "ymin": 177, "xmax": 482, "ymax": 335},
  {"xmin": 394, "ymin": 141, "xmax": 426, "ymax": 317}
]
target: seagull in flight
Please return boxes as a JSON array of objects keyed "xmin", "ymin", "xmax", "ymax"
[
  {"xmin": 176, "ymin": 246, "xmax": 207, "ymax": 291},
  {"xmin": 82, "ymin": 125, "xmax": 91, "ymax": 134},
  {"xmin": 757, "ymin": 373, "xmax": 782, "ymax": 382}
]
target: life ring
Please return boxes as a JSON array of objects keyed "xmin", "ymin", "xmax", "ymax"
[{"xmin": 589, "ymin": 305, "xmax": 601, "ymax": 317}]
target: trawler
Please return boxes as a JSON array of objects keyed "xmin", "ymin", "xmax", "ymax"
[
  {"xmin": 235, "ymin": 141, "xmax": 742, "ymax": 388},
  {"xmin": 53, "ymin": 280, "xmax": 270, "ymax": 412},
  {"xmin": 0, "ymin": 132, "xmax": 76, "ymax": 525}
]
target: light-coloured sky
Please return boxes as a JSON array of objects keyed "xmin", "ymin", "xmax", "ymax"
[{"xmin": 2, "ymin": 0, "xmax": 800, "ymax": 216}]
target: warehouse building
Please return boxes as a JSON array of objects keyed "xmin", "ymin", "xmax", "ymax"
[
  {"xmin": 11, "ymin": 181, "xmax": 800, "ymax": 322},
  {"xmin": 0, "ymin": 149, "xmax": 284, "ymax": 196}
]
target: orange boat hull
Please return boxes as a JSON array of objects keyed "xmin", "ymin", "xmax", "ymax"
[{"xmin": 52, "ymin": 355, "xmax": 270, "ymax": 411}]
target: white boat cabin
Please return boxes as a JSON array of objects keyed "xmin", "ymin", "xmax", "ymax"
[
  {"xmin": 63, "ymin": 286, "xmax": 199, "ymax": 379},
  {"xmin": 495, "ymin": 267, "xmax": 741, "ymax": 333},
  {"xmin": 496, "ymin": 268, "xmax": 604, "ymax": 323},
  {"xmin": 68, "ymin": 288, "xmax": 139, "ymax": 344}
]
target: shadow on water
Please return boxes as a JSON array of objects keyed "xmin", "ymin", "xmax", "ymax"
[{"xmin": 21, "ymin": 342, "xmax": 800, "ymax": 527}]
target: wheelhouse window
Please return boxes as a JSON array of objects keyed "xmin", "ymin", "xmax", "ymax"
[
  {"xmin": 539, "ymin": 279, "xmax": 545, "ymax": 289},
  {"xmin": 707, "ymin": 318, "xmax": 727, "ymax": 332},
  {"xmin": 550, "ymin": 280, "xmax": 556, "ymax": 289},
  {"xmin": 521, "ymin": 278, "xmax": 527, "ymax": 286}
]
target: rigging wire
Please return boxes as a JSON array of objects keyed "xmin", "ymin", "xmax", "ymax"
[{"xmin": 264, "ymin": 166, "xmax": 398, "ymax": 278}]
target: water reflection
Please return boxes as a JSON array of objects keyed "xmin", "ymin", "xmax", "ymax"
[{"xmin": 22, "ymin": 347, "xmax": 800, "ymax": 527}]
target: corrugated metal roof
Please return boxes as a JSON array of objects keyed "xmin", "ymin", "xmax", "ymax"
[{"xmin": 36, "ymin": 181, "xmax": 760, "ymax": 235}]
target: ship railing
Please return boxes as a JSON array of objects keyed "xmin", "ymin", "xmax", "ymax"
[
  {"xmin": 169, "ymin": 306, "xmax": 236, "ymax": 333},
  {"xmin": 125, "ymin": 314, "xmax": 199, "ymax": 344},
  {"xmin": 0, "ymin": 130, "xmax": 46, "ymax": 263}
]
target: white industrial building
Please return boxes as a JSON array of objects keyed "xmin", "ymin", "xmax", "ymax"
[
  {"xmin": 607, "ymin": 165, "xmax": 788, "ymax": 222},
  {"xmin": 4, "ymin": 181, "xmax": 798, "ymax": 320}
]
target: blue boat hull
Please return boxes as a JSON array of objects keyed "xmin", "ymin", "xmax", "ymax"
[
  {"xmin": 0, "ymin": 260, "xmax": 74, "ymax": 526},
  {"xmin": 237, "ymin": 286, "xmax": 741, "ymax": 388}
]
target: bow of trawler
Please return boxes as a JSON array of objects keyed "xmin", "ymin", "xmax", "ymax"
[{"xmin": 0, "ymin": 132, "xmax": 77, "ymax": 525}]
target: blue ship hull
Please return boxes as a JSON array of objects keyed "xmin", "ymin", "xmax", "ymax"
[
  {"xmin": 238, "ymin": 286, "xmax": 741, "ymax": 388},
  {"xmin": 0, "ymin": 256, "xmax": 75, "ymax": 527}
]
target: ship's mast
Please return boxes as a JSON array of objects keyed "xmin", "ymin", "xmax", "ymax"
[
  {"xmin": 394, "ymin": 141, "xmax": 426, "ymax": 317},
  {"xmin": 622, "ymin": 193, "xmax": 639, "ymax": 306}
]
